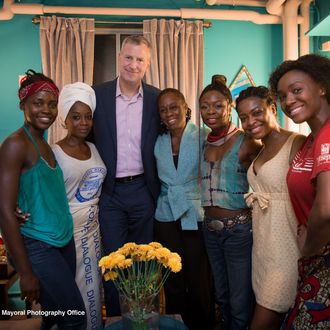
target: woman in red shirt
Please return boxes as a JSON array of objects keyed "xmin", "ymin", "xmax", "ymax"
[{"xmin": 269, "ymin": 54, "xmax": 330, "ymax": 329}]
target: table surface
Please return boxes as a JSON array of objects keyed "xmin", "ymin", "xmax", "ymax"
[{"xmin": 105, "ymin": 314, "xmax": 187, "ymax": 330}]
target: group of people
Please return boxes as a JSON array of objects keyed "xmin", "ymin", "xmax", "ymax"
[{"xmin": 0, "ymin": 33, "xmax": 329, "ymax": 330}]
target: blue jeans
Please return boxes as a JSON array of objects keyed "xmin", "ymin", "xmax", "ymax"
[
  {"xmin": 23, "ymin": 237, "xmax": 87, "ymax": 330},
  {"xmin": 203, "ymin": 217, "xmax": 254, "ymax": 330}
]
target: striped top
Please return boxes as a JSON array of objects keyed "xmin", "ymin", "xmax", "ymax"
[{"xmin": 201, "ymin": 132, "xmax": 249, "ymax": 210}]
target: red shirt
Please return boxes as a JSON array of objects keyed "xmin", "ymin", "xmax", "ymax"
[{"xmin": 287, "ymin": 120, "xmax": 330, "ymax": 225}]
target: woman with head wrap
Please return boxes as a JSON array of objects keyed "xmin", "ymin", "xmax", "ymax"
[
  {"xmin": 0, "ymin": 70, "xmax": 87, "ymax": 329},
  {"xmin": 52, "ymin": 82, "xmax": 107, "ymax": 330}
]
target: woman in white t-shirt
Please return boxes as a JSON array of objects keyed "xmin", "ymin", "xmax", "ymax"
[{"xmin": 53, "ymin": 82, "xmax": 107, "ymax": 330}]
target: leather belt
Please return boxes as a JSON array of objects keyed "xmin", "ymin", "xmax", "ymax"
[
  {"xmin": 204, "ymin": 210, "xmax": 252, "ymax": 232},
  {"xmin": 115, "ymin": 173, "xmax": 144, "ymax": 183}
]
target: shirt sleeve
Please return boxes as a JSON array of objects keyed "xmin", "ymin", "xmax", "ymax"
[{"xmin": 311, "ymin": 122, "xmax": 330, "ymax": 180}]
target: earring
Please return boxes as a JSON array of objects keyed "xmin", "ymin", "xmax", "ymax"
[{"xmin": 186, "ymin": 108, "xmax": 192, "ymax": 121}]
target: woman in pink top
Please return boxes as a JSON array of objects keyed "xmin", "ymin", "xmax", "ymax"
[{"xmin": 269, "ymin": 54, "xmax": 330, "ymax": 329}]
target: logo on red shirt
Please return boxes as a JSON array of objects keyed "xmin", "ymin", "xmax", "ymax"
[{"xmin": 317, "ymin": 143, "xmax": 330, "ymax": 166}]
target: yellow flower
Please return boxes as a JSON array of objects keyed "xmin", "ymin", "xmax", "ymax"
[
  {"xmin": 118, "ymin": 258, "xmax": 133, "ymax": 269},
  {"xmin": 146, "ymin": 250, "xmax": 157, "ymax": 261},
  {"xmin": 148, "ymin": 242, "xmax": 163, "ymax": 249},
  {"xmin": 117, "ymin": 242, "xmax": 137, "ymax": 256},
  {"xmin": 122, "ymin": 242, "xmax": 137, "ymax": 250},
  {"xmin": 111, "ymin": 253, "xmax": 126, "ymax": 269},
  {"xmin": 167, "ymin": 253, "xmax": 182, "ymax": 273},
  {"xmin": 131, "ymin": 244, "xmax": 152, "ymax": 260},
  {"xmin": 99, "ymin": 242, "xmax": 181, "ymax": 299},
  {"xmin": 104, "ymin": 271, "xmax": 118, "ymax": 281},
  {"xmin": 152, "ymin": 247, "xmax": 171, "ymax": 266},
  {"xmin": 99, "ymin": 255, "xmax": 111, "ymax": 268}
]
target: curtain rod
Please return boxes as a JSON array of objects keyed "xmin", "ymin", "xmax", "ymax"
[{"xmin": 31, "ymin": 16, "xmax": 212, "ymax": 28}]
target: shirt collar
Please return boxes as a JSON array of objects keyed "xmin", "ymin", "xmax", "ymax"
[{"xmin": 116, "ymin": 78, "xmax": 143, "ymax": 99}]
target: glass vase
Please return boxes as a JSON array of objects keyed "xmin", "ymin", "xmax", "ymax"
[{"xmin": 119, "ymin": 292, "xmax": 160, "ymax": 330}]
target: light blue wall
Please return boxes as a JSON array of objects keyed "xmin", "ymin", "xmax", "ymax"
[
  {"xmin": 0, "ymin": 16, "xmax": 283, "ymax": 142},
  {"xmin": 204, "ymin": 20, "xmax": 282, "ymax": 87},
  {"xmin": 0, "ymin": 15, "xmax": 41, "ymax": 141},
  {"xmin": 1, "ymin": 3, "xmax": 329, "ymax": 141},
  {"xmin": 204, "ymin": 20, "xmax": 283, "ymax": 124}
]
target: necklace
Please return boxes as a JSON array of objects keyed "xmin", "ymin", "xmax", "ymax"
[{"xmin": 206, "ymin": 123, "xmax": 238, "ymax": 147}]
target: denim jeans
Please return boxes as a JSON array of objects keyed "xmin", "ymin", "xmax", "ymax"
[
  {"xmin": 23, "ymin": 237, "xmax": 87, "ymax": 330},
  {"xmin": 203, "ymin": 217, "xmax": 254, "ymax": 330}
]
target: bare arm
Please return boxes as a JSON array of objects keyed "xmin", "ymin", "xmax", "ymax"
[
  {"xmin": 239, "ymin": 134, "xmax": 262, "ymax": 169},
  {"xmin": 0, "ymin": 135, "xmax": 40, "ymax": 303},
  {"xmin": 302, "ymin": 171, "xmax": 330, "ymax": 256},
  {"xmin": 289, "ymin": 134, "xmax": 306, "ymax": 164}
]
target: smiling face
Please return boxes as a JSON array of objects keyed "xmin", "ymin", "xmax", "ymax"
[
  {"xmin": 199, "ymin": 90, "xmax": 232, "ymax": 133},
  {"xmin": 65, "ymin": 101, "xmax": 93, "ymax": 139},
  {"xmin": 21, "ymin": 90, "xmax": 58, "ymax": 130},
  {"xmin": 118, "ymin": 41, "xmax": 150, "ymax": 88},
  {"xmin": 237, "ymin": 96, "xmax": 278, "ymax": 140},
  {"xmin": 277, "ymin": 70, "xmax": 325, "ymax": 124},
  {"xmin": 158, "ymin": 92, "xmax": 188, "ymax": 133}
]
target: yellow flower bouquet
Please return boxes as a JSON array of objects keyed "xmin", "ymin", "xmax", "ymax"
[{"xmin": 99, "ymin": 242, "xmax": 182, "ymax": 329}]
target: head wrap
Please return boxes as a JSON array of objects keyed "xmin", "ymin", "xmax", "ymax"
[
  {"xmin": 19, "ymin": 81, "xmax": 59, "ymax": 103},
  {"xmin": 58, "ymin": 82, "xmax": 96, "ymax": 125}
]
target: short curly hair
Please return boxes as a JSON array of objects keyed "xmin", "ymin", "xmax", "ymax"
[
  {"xmin": 269, "ymin": 54, "xmax": 330, "ymax": 104},
  {"xmin": 235, "ymin": 86, "xmax": 277, "ymax": 112},
  {"xmin": 157, "ymin": 88, "xmax": 191, "ymax": 135}
]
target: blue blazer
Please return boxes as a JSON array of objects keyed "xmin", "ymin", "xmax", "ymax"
[{"xmin": 92, "ymin": 78, "xmax": 160, "ymax": 202}]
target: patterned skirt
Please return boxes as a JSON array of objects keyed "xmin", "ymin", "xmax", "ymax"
[{"xmin": 281, "ymin": 243, "xmax": 330, "ymax": 329}]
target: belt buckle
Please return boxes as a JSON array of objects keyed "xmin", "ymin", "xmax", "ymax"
[{"xmin": 208, "ymin": 219, "xmax": 224, "ymax": 232}]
